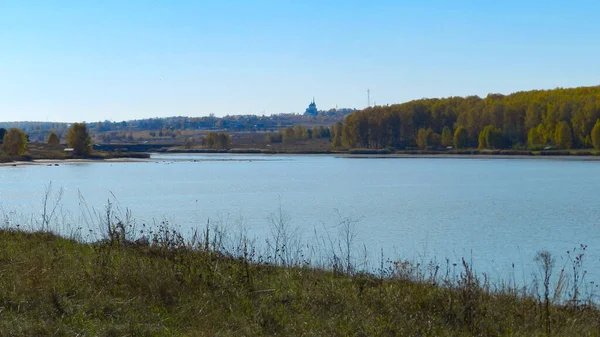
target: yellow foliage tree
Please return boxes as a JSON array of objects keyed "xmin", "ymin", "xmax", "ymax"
[{"xmin": 2, "ymin": 128, "xmax": 28, "ymax": 156}]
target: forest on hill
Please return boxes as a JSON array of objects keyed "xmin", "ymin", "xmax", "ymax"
[{"xmin": 338, "ymin": 86, "xmax": 600, "ymax": 150}]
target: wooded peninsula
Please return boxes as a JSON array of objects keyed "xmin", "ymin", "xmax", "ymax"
[{"xmin": 335, "ymin": 85, "xmax": 600, "ymax": 151}]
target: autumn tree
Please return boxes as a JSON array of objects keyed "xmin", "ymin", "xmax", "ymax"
[
  {"xmin": 554, "ymin": 121, "xmax": 573, "ymax": 149},
  {"xmin": 67, "ymin": 123, "xmax": 92, "ymax": 155},
  {"xmin": 478, "ymin": 125, "xmax": 504, "ymax": 149},
  {"xmin": 453, "ymin": 126, "xmax": 469, "ymax": 149},
  {"xmin": 441, "ymin": 126, "xmax": 453, "ymax": 147},
  {"xmin": 478, "ymin": 129, "xmax": 487, "ymax": 149},
  {"xmin": 2, "ymin": 128, "xmax": 27, "ymax": 156},
  {"xmin": 591, "ymin": 120, "xmax": 600, "ymax": 150},
  {"xmin": 416, "ymin": 128, "xmax": 429, "ymax": 149},
  {"xmin": 204, "ymin": 132, "xmax": 215, "ymax": 148},
  {"xmin": 293, "ymin": 125, "xmax": 308, "ymax": 139},
  {"xmin": 331, "ymin": 122, "xmax": 344, "ymax": 149},
  {"xmin": 525, "ymin": 102, "xmax": 542, "ymax": 131},
  {"xmin": 336, "ymin": 85, "xmax": 600, "ymax": 151},
  {"xmin": 282, "ymin": 127, "xmax": 295, "ymax": 144},
  {"xmin": 527, "ymin": 124, "xmax": 546, "ymax": 149},
  {"xmin": 47, "ymin": 132, "xmax": 60, "ymax": 145},
  {"xmin": 204, "ymin": 132, "xmax": 231, "ymax": 149}
]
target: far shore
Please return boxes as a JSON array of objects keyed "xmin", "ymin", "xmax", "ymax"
[
  {"xmin": 338, "ymin": 153, "xmax": 600, "ymax": 161},
  {"xmin": 155, "ymin": 150, "xmax": 600, "ymax": 161},
  {"xmin": 3, "ymin": 151, "xmax": 600, "ymax": 167},
  {"xmin": 0, "ymin": 157, "xmax": 152, "ymax": 167}
]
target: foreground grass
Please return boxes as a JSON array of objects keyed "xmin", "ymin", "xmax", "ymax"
[{"xmin": 0, "ymin": 230, "xmax": 599, "ymax": 336}]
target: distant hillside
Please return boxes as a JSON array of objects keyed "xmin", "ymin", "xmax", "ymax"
[
  {"xmin": 339, "ymin": 86, "xmax": 600, "ymax": 150},
  {"xmin": 0, "ymin": 108, "xmax": 355, "ymax": 143}
]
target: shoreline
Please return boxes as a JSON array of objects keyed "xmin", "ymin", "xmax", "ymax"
[
  {"xmin": 338, "ymin": 153, "xmax": 600, "ymax": 160},
  {"xmin": 3, "ymin": 152, "xmax": 600, "ymax": 167},
  {"xmin": 0, "ymin": 157, "xmax": 152, "ymax": 167},
  {"xmin": 156, "ymin": 151, "xmax": 600, "ymax": 161}
]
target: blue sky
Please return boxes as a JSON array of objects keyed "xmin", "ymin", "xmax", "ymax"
[{"xmin": 1, "ymin": 0, "xmax": 599, "ymax": 122}]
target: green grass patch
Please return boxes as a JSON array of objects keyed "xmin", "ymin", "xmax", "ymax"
[{"xmin": 0, "ymin": 229, "xmax": 598, "ymax": 336}]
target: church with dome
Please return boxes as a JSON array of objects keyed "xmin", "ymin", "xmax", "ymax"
[{"xmin": 304, "ymin": 98, "xmax": 318, "ymax": 116}]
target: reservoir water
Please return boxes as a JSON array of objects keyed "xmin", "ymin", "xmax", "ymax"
[{"xmin": 1, "ymin": 154, "xmax": 600, "ymax": 290}]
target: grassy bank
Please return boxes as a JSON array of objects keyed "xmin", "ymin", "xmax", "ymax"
[{"xmin": 0, "ymin": 227, "xmax": 598, "ymax": 336}]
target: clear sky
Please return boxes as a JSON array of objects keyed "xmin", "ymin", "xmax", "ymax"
[{"xmin": 1, "ymin": 0, "xmax": 599, "ymax": 122}]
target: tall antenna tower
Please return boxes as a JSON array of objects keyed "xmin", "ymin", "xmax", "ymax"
[{"xmin": 367, "ymin": 89, "xmax": 371, "ymax": 107}]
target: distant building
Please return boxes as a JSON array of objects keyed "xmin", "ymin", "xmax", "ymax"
[{"xmin": 304, "ymin": 98, "xmax": 318, "ymax": 116}]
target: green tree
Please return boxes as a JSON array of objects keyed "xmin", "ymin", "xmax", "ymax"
[
  {"xmin": 217, "ymin": 133, "xmax": 232, "ymax": 149},
  {"xmin": 266, "ymin": 132, "xmax": 282, "ymax": 143},
  {"xmin": 429, "ymin": 131, "xmax": 441, "ymax": 147},
  {"xmin": 487, "ymin": 127, "xmax": 504, "ymax": 149},
  {"xmin": 204, "ymin": 133, "xmax": 215, "ymax": 148},
  {"xmin": 0, "ymin": 128, "xmax": 6, "ymax": 144},
  {"xmin": 479, "ymin": 125, "xmax": 504, "ymax": 149},
  {"xmin": 67, "ymin": 123, "xmax": 92, "ymax": 155},
  {"xmin": 2, "ymin": 128, "xmax": 27, "ymax": 156},
  {"xmin": 312, "ymin": 125, "xmax": 330, "ymax": 139},
  {"xmin": 584, "ymin": 135, "xmax": 592, "ymax": 148},
  {"xmin": 453, "ymin": 126, "xmax": 469, "ymax": 149},
  {"xmin": 204, "ymin": 132, "xmax": 231, "ymax": 149},
  {"xmin": 47, "ymin": 132, "xmax": 60, "ymax": 145},
  {"xmin": 478, "ymin": 129, "xmax": 487, "ymax": 149},
  {"xmin": 525, "ymin": 102, "xmax": 542, "ymax": 130},
  {"xmin": 554, "ymin": 121, "xmax": 573, "ymax": 149},
  {"xmin": 282, "ymin": 127, "xmax": 295, "ymax": 144},
  {"xmin": 441, "ymin": 126, "xmax": 453, "ymax": 147},
  {"xmin": 528, "ymin": 125, "xmax": 545, "ymax": 149},
  {"xmin": 293, "ymin": 125, "xmax": 308, "ymax": 139},
  {"xmin": 592, "ymin": 119, "xmax": 600, "ymax": 150}
]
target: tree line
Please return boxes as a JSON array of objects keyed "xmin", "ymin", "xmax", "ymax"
[
  {"xmin": 0, "ymin": 123, "xmax": 92, "ymax": 157},
  {"xmin": 336, "ymin": 86, "xmax": 600, "ymax": 150},
  {"xmin": 266, "ymin": 125, "xmax": 331, "ymax": 144},
  {"xmin": 202, "ymin": 132, "xmax": 232, "ymax": 150},
  {"xmin": 0, "ymin": 108, "xmax": 354, "ymax": 143}
]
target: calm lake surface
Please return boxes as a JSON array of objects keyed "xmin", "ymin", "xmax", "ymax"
[{"xmin": 1, "ymin": 154, "xmax": 600, "ymax": 287}]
